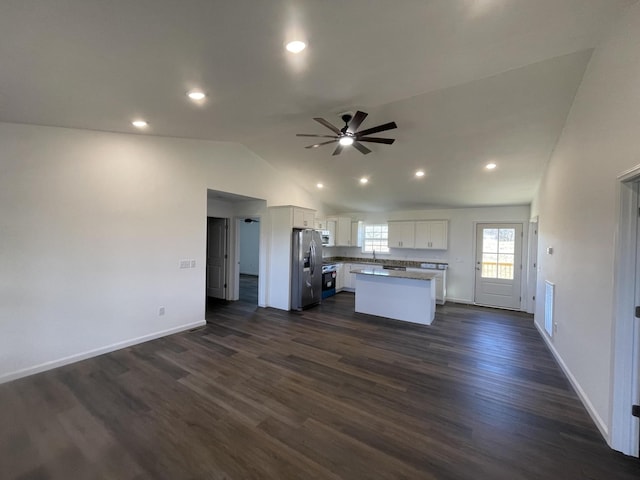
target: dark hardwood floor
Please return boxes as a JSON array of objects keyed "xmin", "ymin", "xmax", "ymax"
[{"xmin": 1, "ymin": 293, "xmax": 638, "ymax": 479}]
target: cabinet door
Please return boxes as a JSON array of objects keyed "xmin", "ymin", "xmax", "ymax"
[
  {"xmin": 388, "ymin": 221, "xmax": 415, "ymax": 248},
  {"xmin": 414, "ymin": 220, "xmax": 448, "ymax": 249},
  {"xmin": 336, "ymin": 264, "xmax": 344, "ymax": 291},
  {"xmin": 327, "ymin": 220, "xmax": 336, "ymax": 246},
  {"xmin": 414, "ymin": 221, "xmax": 431, "ymax": 249},
  {"xmin": 292, "ymin": 208, "xmax": 305, "ymax": 228},
  {"xmin": 428, "ymin": 221, "xmax": 448, "ymax": 249},
  {"xmin": 292, "ymin": 208, "xmax": 315, "ymax": 228},
  {"xmin": 336, "ymin": 217, "xmax": 352, "ymax": 246},
  {"xmin": 351, "ymin": 221, "xmax": 363, "ymax": 247},
  {"xmin": 343, "ymin": 263, "xmax": 353, "ymax": 289},
  {"xmin": 303, "ymin": 210, "xmax": 315, "ymax": 228}
]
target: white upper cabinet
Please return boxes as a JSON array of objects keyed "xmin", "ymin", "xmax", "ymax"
[
  {"xmin": 415, "ymin": 220, "xmax": 448, "ymax": 249},
  {"xmin": 388, "ymin": 221, "xmax": 415, "ymax": 248},
  {"xmin": 292, "ymin": 207, "xmax": 315, "ymax": 229},
  {"xmin": 351, "ymin": 221, "xmax": 363, "ymax": 247},
  {"xmin": 389, "ymin": 220, "xmax": 448, "ymax": 250},
  {"xmin": 327, "ymin": 216, "xmax": 354, "ymax": 246}
]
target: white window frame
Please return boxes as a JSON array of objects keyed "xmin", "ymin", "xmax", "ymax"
[{"xmin": 362, "ymin": 223, "xmax": 390, "ymax": 254}]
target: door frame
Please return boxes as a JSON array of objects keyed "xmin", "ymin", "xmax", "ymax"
[
  {"xmin": 473, "ymin": 221, "xmax": 526, "ymax": 310},
  {"xmin": 526, "ymin": 217, "xmax": 539, "ymax": 314},
  {"xmin": 610, "ymin": 166, "xmax": 640, "ymax": 456}
]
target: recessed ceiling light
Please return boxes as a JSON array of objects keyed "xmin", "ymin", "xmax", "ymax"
[
  {"xmin": 316, "ymin": 183, "xmax": 324, "ymax": 189},
  {"xmin": 485, "ymin": 162, "xmax": 497, "ymax": 170},
  {"xmin": 415, "ymin": 170, "xmax": 425, "ymax": 177},
  {"xmin": 131, "ymin": 120, "xmax": 148, "ymax": 128},
  {"xmin": 359, "ymin": 177, "xmax": 369, "ymax": 185},
  {"xmin": 339, "ymin": 136, "xmax": 354, "ymax": 146},
  {"xmin": 187, "ymin": 90, "xmax": 206, "ymax": 101},
  {"xmin": 285, "ymin": 40, "xmax": 306, "ymax": 53}
]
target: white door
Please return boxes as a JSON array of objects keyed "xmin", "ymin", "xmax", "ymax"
[
  {"xmin": 474, "ymin": 223, "xmax": 523, "ymax": 309},
  {"xmin": 207, "ymin": 217, "xmax": 227, "ymax": 299},
  {"xmin": 631, "ymin": 199, "xmax": 640, "ymax": 456}
]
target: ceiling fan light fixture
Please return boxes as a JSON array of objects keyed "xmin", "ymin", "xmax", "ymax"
[
  {"xmin": 131, "ymin": 120, "xmax": 148, "ymax": 128},
  {"xmin": 485, "ymin": 162, "xmax": 497, "ymax": 170},
  {"xmin": 415, "ymin": 170, "xmax": 425, "ymax": 177},
  {"xmin": 359, "ymin": 177, "xmax": 369, "ymax": 185},
  {"xmin": 339, "ymin": 136, "xmax": 354, "ymax": 146}
]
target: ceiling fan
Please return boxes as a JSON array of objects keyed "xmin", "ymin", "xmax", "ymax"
[{"xmin": 296, "ymin": 111, "xmax": 397, "ymax": 155}]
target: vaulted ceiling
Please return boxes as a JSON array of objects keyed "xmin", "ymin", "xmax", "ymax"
[{"xmin": 0, "ymin": 0, "xmax": 635, "ymax": 211}]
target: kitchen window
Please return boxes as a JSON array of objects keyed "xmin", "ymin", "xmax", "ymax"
[{"xmin": 362, "ymin": 224, "xmax": 389, "ymax": 253}]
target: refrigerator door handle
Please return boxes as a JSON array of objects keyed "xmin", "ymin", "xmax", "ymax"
[{"xmin": 309, "ymin": 241, "xmax": 316, "ymax": 276}]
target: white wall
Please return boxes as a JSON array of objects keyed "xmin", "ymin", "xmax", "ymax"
[
  {"xmin": 326, "ymin": 205, "xmax": 531, "ymax": 304},
  {"xmin": 532, "ymin": 2, "xmax": 640, "ymax": 442},
  {"xmin": 0, "ymin": 122, "xmax": 320, "ymax": 382},
  {"xmin": 239, "ymin": 221, "xmax": 260, "ymax": 275}
]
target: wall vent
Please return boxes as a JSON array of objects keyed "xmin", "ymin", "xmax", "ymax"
[{"xmin": 545, "ymin": 281, "xmax": 555, "ymax": 337}]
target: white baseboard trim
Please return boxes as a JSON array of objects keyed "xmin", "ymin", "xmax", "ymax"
[
  {"xmin": 443, "ymin": 297, "xmax": 473, "ymax": 304},
  {"xmin": 533, "ymin": 321, "xmax": 609, "ymax": 442},
  {"xmin": 0, "ymin": 319, "xmax": 206, "ymax": 385}
]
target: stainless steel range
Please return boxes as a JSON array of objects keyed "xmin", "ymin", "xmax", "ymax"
[{"xmin": 321, "ymin": 263, "xmax": 337, "ymax": 299}]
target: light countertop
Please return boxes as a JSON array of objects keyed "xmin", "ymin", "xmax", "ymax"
[{"xmin": 350, "ymin": 268, "xmax": 439, "ymax": 281}]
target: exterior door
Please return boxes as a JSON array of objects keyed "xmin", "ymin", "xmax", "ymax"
[
  {"xmin": 475, "ymin": 223, "xmax": 523, "ymax": 309},
  {"xmin": 207, "ymin": 217, "xmax": 227, "ymax": 299}
]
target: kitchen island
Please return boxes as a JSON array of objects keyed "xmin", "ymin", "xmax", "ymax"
[{"xmin": 351, "ymin": 268, "xmax": 438, "ymax": 325}]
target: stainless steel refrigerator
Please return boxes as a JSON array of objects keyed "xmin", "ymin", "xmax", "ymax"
[{"xmin": 291, "ymin": 229, "xmax": 322, "ymax": 310}]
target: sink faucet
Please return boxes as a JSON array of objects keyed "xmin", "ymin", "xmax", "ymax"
[{"xmin": 372, "ymin": 250, "xmax": 377, "ymax": 262}]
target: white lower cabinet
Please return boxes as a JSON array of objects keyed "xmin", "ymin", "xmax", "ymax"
[
  {"xmin": 336, "ymin": 263, "xmax": 344, "ymax": 292},
  {"xmin": 407, "ymin": 268, "xmax": 446, "ymax": 304},
  {"xmin": 343, "ymin": 263, "xmax": 355, "ymax": 290},
  {"xmin": 343, "ymin": 263, "xmax": 378, "ymax": 291}
]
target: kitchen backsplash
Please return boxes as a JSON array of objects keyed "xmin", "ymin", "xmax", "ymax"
[
  {"xmin": 323, "ymin": 246, "xmax": 448, "ymax": 264},
  {"xmin": 323, "ymin": 254, "xmax": 448, "ymax": 270}
]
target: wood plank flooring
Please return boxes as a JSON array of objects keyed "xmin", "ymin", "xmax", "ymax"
[{"xmin": 1, "ymin": 293, "xmax": 638, "ymax": 479}]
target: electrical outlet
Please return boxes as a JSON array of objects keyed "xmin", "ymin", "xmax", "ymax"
[{"xmin": 158, "ymin": 306, "xmax": 165, "ymax": 316}]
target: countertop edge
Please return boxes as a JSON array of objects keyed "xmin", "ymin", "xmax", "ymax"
[{"xmin": 350, "ymin": 268, "xmax": 439, "ymax": 281}]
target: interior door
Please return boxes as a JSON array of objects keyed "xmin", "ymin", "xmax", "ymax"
[
  {"xmin": 207, "ymin": 217, "xmax": 227, "ymax": 299},
  {"xmin": 475, "ymin": 223, "xmax": 523, "ymax": 309},
  {"xmin": 632, "ymin": 197, "xmax": 640, "ymax": 456}
]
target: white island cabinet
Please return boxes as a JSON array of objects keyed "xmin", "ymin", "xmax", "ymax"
[{"xmin": 351, "ymin": 268, "xmax": 437, "ymax": 325}]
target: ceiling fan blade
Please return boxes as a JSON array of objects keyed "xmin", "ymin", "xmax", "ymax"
[
  {"xmin": 357, "ymin": 137, "xmax": 395, "ymax": 145},
  {"xmin": 352, "ymin": 141, "xmax": 372, "ymax": 155},
  {"xmin": 332, "ymin": 144, "xmax": 344, "ymax": 156},
  {"xmin": 313, "ymin": 117, "xmax": 341, "ymax": 134},
  {"xmin": 347, "ymin": 111, "xmax": 368, "ymax": 134},
  {"xmin": 305, "ymin": 139, "xmax": 338, "ymax": 149},
  {"xmin": 356, "ymin": 121, "xmax": 397, "ymax": 137},
  {"xmin": 296, "ymin": 134, "xmax": 339, "ymax": 138}
]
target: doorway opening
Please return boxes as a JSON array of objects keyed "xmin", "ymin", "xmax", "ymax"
[
  {"xmin": 238, "ymin": 218, "xmax": 260, "ymax": 304},
  {"xmin": 474, "ymin": 222, "xmax": 523, "ymax": 309}
]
